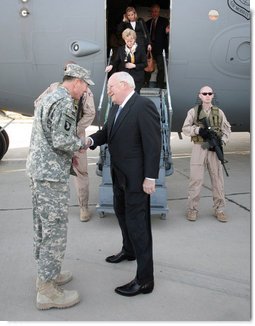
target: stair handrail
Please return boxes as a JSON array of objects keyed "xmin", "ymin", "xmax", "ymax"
[
  {"xmin": 162, "ymin": 50, "xmax": 174, "ymax": 175},
  {"xmin": 162, "ymin": 49, "xmax": 173, "ymax": 127},
  {"xmin": 97, "ymin": 49, "xmax": 113, "ymax": 129}
]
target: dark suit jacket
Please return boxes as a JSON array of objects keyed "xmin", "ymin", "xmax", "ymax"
[
  {"xmin": 117, "ymin": 18, "xmax": 151, "ymax": 49},
  {"xmin": 111, "ymin": 44, "xmax": 147, "ymax": 85},
  {"xmin": 90, "ymin": 92, "xmax": 161, "ymax": 192},
  {"xmin": 146, "ymin": 16, "xmax": 169, "ymax": 56}
]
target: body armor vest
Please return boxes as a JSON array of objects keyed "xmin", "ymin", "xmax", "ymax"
[{"xmin": 191, "ymin": 105, "xmax": 223, "ymax": 143}]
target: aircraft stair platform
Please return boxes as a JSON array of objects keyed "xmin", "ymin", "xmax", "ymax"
[{"xmin": 95, "ymin": 87, "xmax": 173, "ymax": 219}]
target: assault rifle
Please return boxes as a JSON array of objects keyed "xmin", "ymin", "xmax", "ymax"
[{"xmin": 199, "ymin": 117, "xmax": 229, "ymax": 177}]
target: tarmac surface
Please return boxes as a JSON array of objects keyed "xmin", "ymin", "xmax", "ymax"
[{"xmin": 0, "ymin": 117, "xmax": 251, "ymax": 322}]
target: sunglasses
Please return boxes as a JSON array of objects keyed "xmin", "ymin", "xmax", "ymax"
[{"xmin": 201, "ymin": 92, "xmax": 213, "ymax": 96}]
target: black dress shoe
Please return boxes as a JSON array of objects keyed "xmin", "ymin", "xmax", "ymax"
[
  {"xmin": 115, "ymin": 278, "xmax": 154, "ymax": 296},
  {"xmin": 105, "ymin": 250, "xmax": 135, "ymax": 263}
]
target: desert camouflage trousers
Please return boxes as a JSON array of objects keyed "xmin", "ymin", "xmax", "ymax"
[
  {"xmin": 72, "ymin": 149, "xmax": 89, "ymax": 208},
  {"xmin": 30, "ymin": 179, "xmax": 69, "ymax": 282},
  {"xmin": 188, "ymin": 143, "xmax": 225, "ymax": 212}
]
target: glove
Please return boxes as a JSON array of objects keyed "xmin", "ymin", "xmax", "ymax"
[{"xmin": 199, "ymin": 128, "xmax": 210, "ymax": 139}]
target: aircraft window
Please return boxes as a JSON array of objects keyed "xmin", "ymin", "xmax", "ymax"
[
  {"xmin": 237, "ymin": 42, "xmax": 250, "ymax": 62},
  {"xmin": 208, "ymin": 9, "xmax": 219, "ymax": 21}
]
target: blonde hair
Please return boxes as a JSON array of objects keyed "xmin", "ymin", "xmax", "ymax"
[
  {"xmin": 125, "ymin": 6, "xmax": 138, "ymax": 20},
  {"xmin": 122, "ymin": 28, "xmax": 137, "ymax": 41}
]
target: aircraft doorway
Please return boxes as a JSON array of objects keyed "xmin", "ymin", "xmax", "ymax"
[{"xmin": 106, "ymin": 0, "xmax": 170, "ymax": 86}]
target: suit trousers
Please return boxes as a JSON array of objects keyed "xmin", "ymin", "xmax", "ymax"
[
  {"xmin": 144, "ymin": 54, "xmax": 165, "ymax": 88},
  {"xmin": 112, "ymin": 176, "xmax": 154, "ymax": 284},
  {"xmin": 154, "ymin": 54, "xmax": 165, "ymax": 88}
]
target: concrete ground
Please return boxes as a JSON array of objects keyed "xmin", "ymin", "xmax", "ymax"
[{"xmin": 0, "ymin": 118, "xmax": 251, "ymax": 321}]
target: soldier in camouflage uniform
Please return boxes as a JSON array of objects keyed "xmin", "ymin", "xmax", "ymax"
[
  {"xmin": 34, "ymin": 67, "xmax": 96, "ymax": 222},
  {"xmin": 26, "ymin": 63, "xmax": 94, "ymax": 310},
  {"xmin": 182, "ymin": 85, "xmax": 231, "ymax": 222}
]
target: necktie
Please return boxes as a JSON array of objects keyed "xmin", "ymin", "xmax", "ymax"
[
  {"xmin": 151, "ymin": 19, "xmax": 156, "ymax": 42},
  {"xmin": 114, "ymin": 105, "xmax": 122, "ymax": 124}
]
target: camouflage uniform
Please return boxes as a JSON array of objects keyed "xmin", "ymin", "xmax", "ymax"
[
  {"xmin": 182, "ymin": 105, "xmax": 231, "ymax": 214},
  {"xmin": 27, "ymin": 86, "xmax": 83, "ymax": 282},
  {"xmin": 35, "ymin": 84, "xmax": 96, "ymax": 214}
]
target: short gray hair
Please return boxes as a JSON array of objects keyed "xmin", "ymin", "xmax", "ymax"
[
  {"xmin": 113, "ymin": 72, "xmax": 135, "ymax": 89},
  {"xmin": 122, "ymin": 28, "xmax": 137, "ymax": 40}
]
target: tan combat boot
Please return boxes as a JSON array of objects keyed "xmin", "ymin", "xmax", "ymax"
[
  {"xmin": 80, "ymin": 207, "xmax": 90, "ymax": 222},
  {"xmin": 187, "ymin": 210, "xmax": 198, "ymax": 221},
  {"xmin": 36, "ymin": 271, "xmax": 73, "ymax": 291},
  {"xmin": 214, "ymin": 211, "xmax": 228, "ymax": 222},
  {"xmin": 36, "ymin": 280, "xmax": 80, "ymax": 310}
]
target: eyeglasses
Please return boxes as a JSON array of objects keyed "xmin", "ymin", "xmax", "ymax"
[{"xmin": 201, "ymin": 92, "xmax": 213, "ymax": 96}]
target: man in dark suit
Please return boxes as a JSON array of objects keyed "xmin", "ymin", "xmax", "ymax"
[
  {"xmin": 145, "ymin": 4, "xmax": 169, "ymax": 88},
  {"xmin": 86, "ymin": 72, "xmax": 161, "ymax": 296}
]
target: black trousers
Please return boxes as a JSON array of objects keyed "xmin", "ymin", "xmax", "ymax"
[
  {"xmin": 144, "ymin": 53, "xmax": 165, "ymax": 88},
  {"xmin": 112, "ymin": 176, "xmax": 154, "ymax": 284}
]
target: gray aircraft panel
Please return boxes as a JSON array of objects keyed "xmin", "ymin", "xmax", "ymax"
[
  {"xmin": 0, "ymin": 0, "xmax": 251, "ymax": 161},
  {"xmin": 169, "ymin": 0, "xmax": 250, "ymax": 132}
]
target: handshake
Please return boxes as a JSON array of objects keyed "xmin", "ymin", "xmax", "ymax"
[{"xmin": 79, "ymin": 137, "xmax": 93, "ymax": 151}]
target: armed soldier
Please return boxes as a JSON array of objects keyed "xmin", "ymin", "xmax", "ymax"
[{"xmin": 182, "ymin": 85, "xmax": 231, "ymax": 222}]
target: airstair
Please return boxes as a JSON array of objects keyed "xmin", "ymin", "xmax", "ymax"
[{"xmin": 95, "ymin": 50, "xmax": 173, "ymax": 219}]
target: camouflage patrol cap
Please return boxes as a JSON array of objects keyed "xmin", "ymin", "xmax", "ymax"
[{"xmin": 64, "ymin": 63, "xmax": 95, "ymax": 85}]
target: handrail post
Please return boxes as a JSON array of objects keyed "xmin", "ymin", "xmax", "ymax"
[
  {"xmin": 97, "ymin": 49, "xmax": 113, "ymax": 129},
  {"xmin": 162, "ymin": 49, "xmax": 174, "ymax": 175},
  {"xmin": 162, "ymin": 49, "xmax": 173, "ymax": 126}
]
